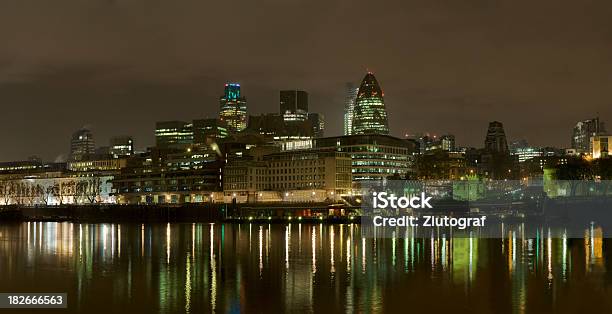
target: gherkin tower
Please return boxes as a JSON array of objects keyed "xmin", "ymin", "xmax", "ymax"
[{"xmin": 352, "ymin": 72, "xmax": 389, "ymax": 135}]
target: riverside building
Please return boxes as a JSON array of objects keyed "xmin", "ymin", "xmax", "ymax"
[
  {"xmin": 313, "ymin": 134, "xmax": 415, "ymax": 181},
  {"xmin": 223, "ymin": 148, "xmax": 352, "ymax": 203},
  {"xmin": 111, "ymin": 147, "xmax": 223, "ymax": 205},
  {"xmin": 0, "ymin": 160, "xmax": 115, "ymax": 205}
]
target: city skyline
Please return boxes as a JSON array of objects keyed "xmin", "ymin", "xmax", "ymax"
[
  {"xmin": 0, "ymin": 75, "xmax": 609, "ymax": 163},
  {"xmin": 2, "ymin": 1, "xmax": 612, "ymax": 161},
  {"xmin": 1, "ymin": 72, "xmax": 610, "ymax": 162},
  {"xmin": 3, "ymin": 2, "xmax": 612, "ymax": 314}
]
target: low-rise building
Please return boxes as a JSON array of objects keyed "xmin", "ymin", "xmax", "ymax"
[
  {"xmin": 0, "ymin": 160, "xmax": 114, "ymax": 205},
  {"xmin": 313, "ymin": 134, "xmax": 415, "ymax": 181},
  {"xmin": 111, "ymin": 147, "xmax": 223, "ymax": 204},
  {"xmin": 67, "ymin": 157, "xmax": 127, "ymax": 172},
  {"xmin": 223, "ymin": 149, "xmax": 352, "ymax": 202},
  {"xmin": 591, "ymin": 135, "xmax": 611, "ymax": 159},
  {"xmin": 112, "ymin": 166, "xmax": 223, "ymax": 204}
]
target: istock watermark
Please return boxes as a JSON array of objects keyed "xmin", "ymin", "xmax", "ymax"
[
  {"xmin": 372, "ymin": 192, "xmax": 433, "ymax": 209},
  {"xmin": 359, "ymin": 179, "xmax": 612, "ymax": 239},
  {"xmin": 372, "ymin": 215, "xmax": 486, "ymax": 229},
  {"xmin": 369, "ymin": 190, "xmax": 486, "ymax": 229}
]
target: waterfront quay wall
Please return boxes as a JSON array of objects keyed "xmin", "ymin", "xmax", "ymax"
[{"xmin": 0, "ymin": 202, "xmax": 355, "ymax": 223}]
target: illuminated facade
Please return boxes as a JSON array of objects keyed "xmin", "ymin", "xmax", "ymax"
[
  {"xmin": 343, "ymin": 83, "xmax": 358, "ymax": 135},
  {"xmin": 511, "ymin": 147, "xmax": 543, "ymax": 163},
  {"xmin": 441, "ymin": 135, "xmax": 455, "ymax": 152},
  {"xmin": 247, "ymin": 113, "xmax": 313, "ymax": 138},
  {"xmin": 572, "ymin": 117, "xmax": 605, "ymax": 153},
  {"xmin": 0, "ymin": 176, "xmax": 115, "ymax": 205},
  {"xmin": 193, "ymin": 119, "xmax": 228, "ymax": 144},
  {"xmin": 165, "ymin": 145, "xmax": 219, "ymax": 171},
  {"xmin": 219, "ymin": 83, "xmax": 247, "ymax": 133},
  {"xmin": 111, "ymin": 148, "xmax": 223, "ymax": 204},
  {"xmin": 416, "ymin": 134, "xmax": 456, "ymax": 153},
  {"xmin": 314, "ymin": 134, "xmax": 415, "ymax": 181},
  {"xmin": 67, "ymin": 157, "xmax": 127, "ymax": 172},
  {"xmin": 263, "ymin": 150, "xmax": 351, "ymax": 193},
  {"xmin": 155, "ymin": 121, "xmax": 193, "ymax": 149},
  {"xmin": 0, "ymin": 160, "xmax": 63, "ymax": 174},
  {"xmin": 591, "ymin": 135, "xmax": 611, "ymax": 159},
  {"xmin": 280, "ymin": 90, "xmax": 308, "ymax": 122},
  {"xmin": 223, "ymin": 149, "xmax": 352, "ymax": 201},
  {"xmin": 307, "ymin": 113, "xmax": 324, "ymax": 138},
  {"xmin": 0, "ymin": 162, "xmax": 115, "ymax": 205},
  {"xmin": 416, "ymin": 151, "xmax": 467, "ymax": 180},
  {"xmin": 352, "ymin": 72, "xmax": 389, "ymax": 135},
  {"xmin": 109, "ymin": 136, "xmax": 133, "ymax": 158},
  {"xmin": 112, "ymin": 165, "xmax": 223, "ymax": 204}
]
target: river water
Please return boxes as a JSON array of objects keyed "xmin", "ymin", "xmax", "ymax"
[{"xmin": 0, "ymin": 222, "xmax": 611, "ymax": 313}]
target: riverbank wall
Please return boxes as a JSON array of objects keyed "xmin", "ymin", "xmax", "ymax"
[{"xmin": 0, "ymin": 203, "xmax": 356, "ymax": 223}]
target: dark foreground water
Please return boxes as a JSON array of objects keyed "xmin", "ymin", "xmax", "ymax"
[{"xmin": 1, "ymin": 222, "xmax": 612, "ymax": 313}]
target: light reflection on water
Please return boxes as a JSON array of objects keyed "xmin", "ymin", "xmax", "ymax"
[{"xmin": 0, "ymin": 222, "xmax": 611, "ymax": 313}]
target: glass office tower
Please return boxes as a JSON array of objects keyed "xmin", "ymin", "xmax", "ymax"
[{"xmin": 352, "ymin": 72, "xmax": 389, "ymax": 135}]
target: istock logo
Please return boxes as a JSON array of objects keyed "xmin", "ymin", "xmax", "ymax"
[{"xmin": 372, "ymin": 192, "xmax": 433, "ymax": 209}]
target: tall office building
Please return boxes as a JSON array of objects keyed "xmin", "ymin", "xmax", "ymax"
[
  {"xmin": 308, "ymin": 113, "xmax": 325, "ymax": 138},
  {"xmin": 247, "ymin": 113, "xmax": 313, "ymax": 138},
  {"xmin": 193, "ymin": 119, "xmax": 228, "ymax": 144},
  {"xmin": 440, "ymin": 135, "xmax": 456, "ymax": 152},
  {"xmin": 219, "ymin": 83, "xmax": 247, "ymax": 133},
  {"xmin": 572, "ymin": 117, "xmax": 606, "ymax": 153},
  {"xmin": 70, "ymin": 128, "xmax": 95, "ymax": 161},
  {"xmin": 109, "ymin": 136, "xmax": 134, "ymax": 158},
  {"xmin": 352, "ymin": 72, "xmax": 389, "ymax": 135},
  {"xmin": 343, "ymin": 83, "xmax": 358, "ymax": 135},
  {"xmin": 155, "ymin": 121, "xmax": 193, "ymax": 149},
  {"xmin": 508, "ymin": 139, "xmax": 542, "ymax": 162},
  {"xmin": 484, "ymin": 121, "xmax": 509, "ymax": 153},
  {"xmin": 280, "ymin": 90, "xmax": 308, "ymax": 122},
  {"xmin": 509, "ymin": 139, "xmax": 529, "ymax": 151},
  {"xmin": 413, "ymin": 134, "xmax": 455, "ymax": 153}
]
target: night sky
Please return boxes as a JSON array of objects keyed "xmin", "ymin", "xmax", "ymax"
[{"xmin": 1, "ymin": 0, "xmax": 611, "ymax": 162}]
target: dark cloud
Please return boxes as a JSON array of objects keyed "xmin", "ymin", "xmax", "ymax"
[{"xmin": 1, "ymin": 0, "xmax": 611, "ymax": 161}]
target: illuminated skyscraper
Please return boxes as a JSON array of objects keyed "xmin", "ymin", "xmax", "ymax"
[
  {"xmin": 352, "ymin": 72, "xmax": 389, "ymax": 135},
  {"xmin": 572, "ymin": 117, "xmax": 606, "ymax": 153},
  {"xmin": 343, "ymin": 83, "xmax": 358, "ymax": 135},
  {"xmin": 70, "ymin": 127, "xmax": 95, "ymax": 161},
  {"xmin": 219, "ymin": 83, "xmax": 247, "ymax": 133},
  {"xmin": 280, "ymin": 90, "xmax": 308, "ymax": 122}
]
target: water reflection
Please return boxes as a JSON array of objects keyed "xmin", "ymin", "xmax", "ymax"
[{"xmin": 1, "ymin": 222, "xmax": 612, "ymax": 313}]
